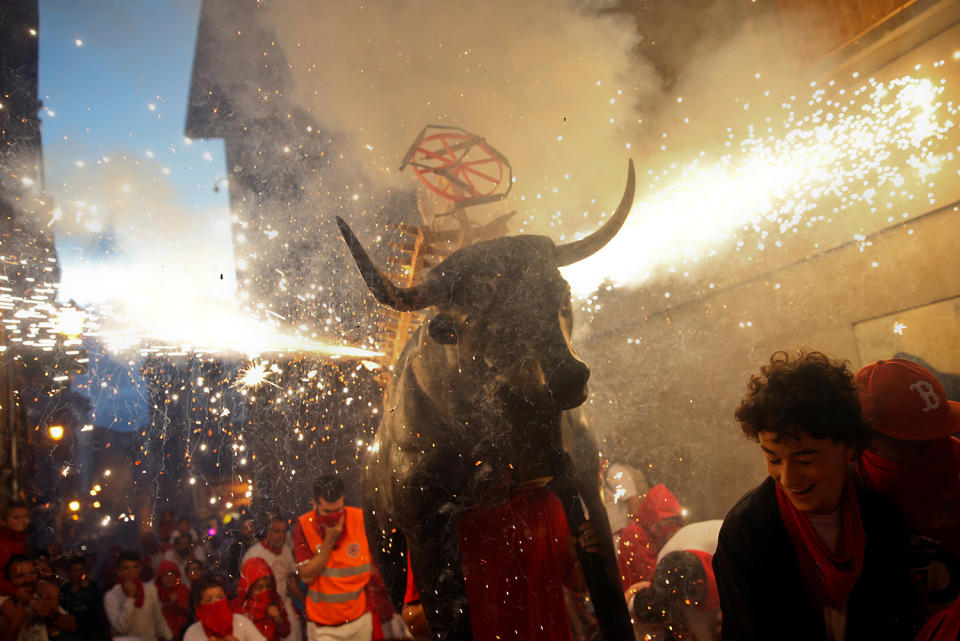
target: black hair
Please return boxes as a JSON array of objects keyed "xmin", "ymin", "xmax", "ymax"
[
  {"xmin": 4, "ymin": 554, "xmax": 32, "ymax": 581},
  {"xmin": 313, "ymin": 474, "xmax": 344, "ymax": 503},
  {"xmin": 67, "ymin": 556, "xmax": 86, "ymax": 568},
  {"xmin": 0, "ymin": 500, "xmax": 28, "ymax": 521},
  {"xmin": 633, "ymin": 551, "xmax": 706, "ymax": 624},
  {"xmin": 117, "ymin": 550, "xmax": 141, "ymax": 565},
  {"xmin": 735, "ymin": 350, "xmax": 870, "ymax": 451},
  {"xmin": 268, "ymin": 513, "xmax": 287, "ymax": 525},
  {"xmin": 192, "ymin": 577, "xmax": 225, "ymax": 607}
]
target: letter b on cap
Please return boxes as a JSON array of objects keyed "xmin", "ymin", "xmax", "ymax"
[{"xmin": 910, "ymin": 380, "xmax": 941, "ymax": 412}]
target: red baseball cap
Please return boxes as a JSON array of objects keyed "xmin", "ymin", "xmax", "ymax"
[{"xmin": 855, "ymin": 359, "xmax": 960, "ymax": 441}]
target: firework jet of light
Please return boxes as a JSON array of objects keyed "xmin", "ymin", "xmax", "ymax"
[
  {"xmin": 560, "ymin": 74, "xmax": 958, "ymax": 298},
  {"xmin": 56, "ymin": 254, "xmax": 380, "ymax": 358},
  {"xmin": 48, "ymin": 152, "xmax": 380, "ymax": 359},
  {"xmin": 82, "ymin": 302, "xmax": 381, "ymax": 358}
]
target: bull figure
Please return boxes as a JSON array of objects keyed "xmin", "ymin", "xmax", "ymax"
[{"xmin": 337, "ymin": 160, "xmax": 636, "ymax": 640}]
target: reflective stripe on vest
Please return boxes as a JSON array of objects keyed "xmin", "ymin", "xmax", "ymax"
[
  {"xmin": 307, "ymin": 587, "xmax": 364, "ymax": 603},
  {"xmin": 320, "ymin": 563, "xmax": 371, "ymax": 578},
  {"xmin": 297, "ymin": 506, "xmax": 371, "ymax": 626}
]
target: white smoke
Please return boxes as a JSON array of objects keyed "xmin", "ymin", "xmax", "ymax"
[{"xmin": 261, "ymin": 0, "xmax": 657, "ymax": 238}]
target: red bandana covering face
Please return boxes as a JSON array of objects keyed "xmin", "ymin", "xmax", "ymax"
[
  {"xmin": 197, "ymin": 598, "xmax": 233, "ymax": 637},
  {"xmin": 775, "ymin": 479, "xmax": 866, "ymax": 610},
  {"xmin": 246, "ymin": 591, "xmax": 273, "ymax": 622},
  {"xmin": 315, "ymin": 509, "xmax": 344, "ymax": 527},
  {"xmin": 314, "ymin": 509, "xmax": 346, "ymax": 548}
]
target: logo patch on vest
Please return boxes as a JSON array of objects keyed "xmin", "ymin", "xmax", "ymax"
[{"xmin": 347, "ymin": 543, "xmax": 361, "ymax": 557}]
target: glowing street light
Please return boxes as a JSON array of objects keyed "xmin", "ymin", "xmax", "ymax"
[
  {"xmin": 68, "ymin": 500, "xmax": 80, "ymax": 512},
  {"xmin": 48, "ymin": 425, "xmax": 64, "ymax": 441}
]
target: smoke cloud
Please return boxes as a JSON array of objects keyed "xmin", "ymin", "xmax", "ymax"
[{"xmin": 261, "ymin": 0, "xmax": 657, "ymax": 238}]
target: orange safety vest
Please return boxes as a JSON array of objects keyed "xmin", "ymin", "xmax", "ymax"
[{"xmin": 298, "ymin": 506, "xmax": 372, "ymax": 626}]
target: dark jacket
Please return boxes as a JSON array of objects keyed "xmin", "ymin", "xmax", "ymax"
[{"xmin": 713, "ymin": 477, "xmax": 911, "ymax": 641}]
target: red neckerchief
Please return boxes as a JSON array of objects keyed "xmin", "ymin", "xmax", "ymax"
[
  {"xmin": 132, "ymin": 580, "xmax": 145, "ymax": 608},
  {"xmin": 917, "ymin": 594, "xmax": 960, "ymax": 640},
  {"xmin": 261, "ymin": 537, "xmax": 283, "ymax": 556},
  {"xmin": 197, "ymin": 599, "xmax": 233, "ymax": 637},
  {"xmin": 775, "ymin": 479, "xmax": 865, "ymax": 610}
]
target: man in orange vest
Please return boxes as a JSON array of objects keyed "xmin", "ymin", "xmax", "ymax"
[{"xmin": 294, "ymin": 475, "xmax": 373, "ymax": 641}]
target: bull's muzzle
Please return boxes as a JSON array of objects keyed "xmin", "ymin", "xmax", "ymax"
[{"xmin": 547, "ymin": 358, "xmax": 591, "ymax": 409}]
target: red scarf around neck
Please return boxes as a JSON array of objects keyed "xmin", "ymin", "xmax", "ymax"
[
  {"xmin": 261, "ymin": 537, "xmax": 283, "ymax": 556},
  {"xmin": 775, "ymin": 479, "xmax": 866, "ymax": 610},
  {"xmin": 918, "ymin": 594, "xmax": 960, "ymax": 641},
  {"xmin": 130, "ymin": 580, "xmax": 145, "ymax": 608}
]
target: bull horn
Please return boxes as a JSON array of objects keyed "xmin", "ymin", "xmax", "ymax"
[
  {"xmin": 556, "ymin": 159, "xmax": 636, "ymax": 266},
  {"xmin": 336, "ymin": 216, "xmax": 437, "ymax": 312}
]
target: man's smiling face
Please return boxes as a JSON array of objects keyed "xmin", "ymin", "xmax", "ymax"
[{"xmin": 759, "ymin": 430, "xmax": 853, "ymax": 514}]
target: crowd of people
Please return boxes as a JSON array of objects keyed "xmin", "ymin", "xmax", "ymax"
[
  {"xmin": 0, "ymin": 475, "xmax": 406, "ymax": 641},
  {"xmin": 0, "ymin": 351, "xmax": 958, "ymax": 641}
]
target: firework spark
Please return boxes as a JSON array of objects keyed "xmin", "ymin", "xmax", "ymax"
[
  {"xmin": 233, "ymin": 360, "xmax": 281, "ymax": 390},
  {"xmin": 561, "ymin": 72, "xmax": 958, "ymax": 299}
]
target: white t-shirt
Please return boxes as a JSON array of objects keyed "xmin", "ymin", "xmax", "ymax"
[
  {"xmin": 805, "ymin": 507, "xmax": 846, "ymax": 641},
  {"xmin": 103, "ymin": 582, "xmax": 172, "ymax": 641},
  {"xmin": 182, "ymin": 614, "xmax": 267, "ymax": 641}
]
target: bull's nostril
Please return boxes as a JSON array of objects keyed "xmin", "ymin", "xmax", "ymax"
[{"xmin": 547, "ymin": 360, "xmax": 590, "ymax": 407}]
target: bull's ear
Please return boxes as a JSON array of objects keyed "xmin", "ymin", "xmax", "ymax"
[{"xmin": 428, "ymin": 313, "xmax": 460, "ymax": 344}]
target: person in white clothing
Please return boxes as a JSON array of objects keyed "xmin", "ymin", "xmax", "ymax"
[
  {"xmin": 241, "ymin": 515, "xmax": 302, "ymax": 641},
  {"xmin": 103, "ymin": 551, "xmax": 172, "ymax": 641},
  {"xmin": 183, "ymin": 578, "xmax": 266, "ymax": 641},
  {"xmin": 656, "ymin": 519, "xmax": 723, "ymax": 562},
  {"xmin": 164, "ymin": 534, "xmax": 205, "ymax": 588}
]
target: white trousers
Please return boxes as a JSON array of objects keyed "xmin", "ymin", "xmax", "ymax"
[{"xmin": 306, "ymin": 612, "xmax": 373, "ymax": 641}]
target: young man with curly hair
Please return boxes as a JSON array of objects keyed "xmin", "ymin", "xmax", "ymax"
[{"xmin": 713, "ymin": 350, "xmax": 912, "ymax": 641}]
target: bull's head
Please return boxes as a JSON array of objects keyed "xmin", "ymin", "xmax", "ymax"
[{"xmin": 337, "ymin": 160, "xmax": 635, "ymax": 411}]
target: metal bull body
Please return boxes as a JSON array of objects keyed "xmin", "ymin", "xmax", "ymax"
[{"xmin": 337, "ymin": 160, "xmax": 636, "ymax": 640}]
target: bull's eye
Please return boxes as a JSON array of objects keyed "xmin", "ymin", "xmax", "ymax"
[{"xmin": 428, "ymin": 313, "xmax": 459, "ymax": 345}]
